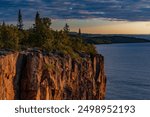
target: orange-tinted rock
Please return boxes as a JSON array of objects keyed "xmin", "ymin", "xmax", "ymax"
[
  {"xmin": 0, "ymin": 49, "xmax": 106, "ymax": 100},
  {"xmin": 0, "ymin": 52, "xmax": 19, "ymax": 100}
]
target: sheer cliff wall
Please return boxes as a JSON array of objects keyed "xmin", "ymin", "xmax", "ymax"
[{"xmin": 0, "ymin": 50, "xmax": 106, "ymax": 100}]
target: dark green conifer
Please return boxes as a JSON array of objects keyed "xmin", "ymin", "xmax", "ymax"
[
  {"xmin": 2, "ymin": 21, "xmax": 5, "ymax": 27},
  {"xmin": 63, "ymin": 23, "xmax": 70, "ymax": 33},
  {"xmin": 78, "ymin": 28, "xmax": 81, "ymax": 36},
  {"xmin": 35, "ymin": 11, "xmax": 41, "ymax": 29},
  {"xmin": 17, "ymin": 9, "xmax": 23, "ymax": 30}
]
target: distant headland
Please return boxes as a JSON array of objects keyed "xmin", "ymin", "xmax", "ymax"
[{"xmin": 70, "ymin": 33, "xmax": 150, "ymax": 44}]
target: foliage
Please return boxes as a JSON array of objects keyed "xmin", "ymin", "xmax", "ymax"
[
  {"xmin": 0, "ymin": 11, "xmax": 97, "ymax": 56},
  {"xmin": 0, "ymin": 24, "xmax": 19, "ymax": 50},
  {"xmin": 17, "ymin": 9, "xmax": 23, "ymax": 30},
  {"xmin": 78, "ymin": 28, "xmax": 81, "ymax": 36},
  {"xmin": 63, "ymin": 23, "xmax": 70, "ymax": 33}
]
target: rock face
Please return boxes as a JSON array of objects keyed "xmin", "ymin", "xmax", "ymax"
[{"xmin": 0, "ymin": 49, "xmax": 106, "ymax": 100}]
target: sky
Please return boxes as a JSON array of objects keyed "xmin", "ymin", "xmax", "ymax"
[{"xmin": 1, "ymin": 0, "xmax": 150, "ymax": 34}]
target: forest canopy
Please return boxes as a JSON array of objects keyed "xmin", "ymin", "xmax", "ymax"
[{"xmin": 0, "ymin": 10, "xmax": 97, "ymax": 57}]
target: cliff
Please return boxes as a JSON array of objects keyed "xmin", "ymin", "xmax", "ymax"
[{"xmin": 0, "ymin": 49, "xmax": 106, "ymax": 100}]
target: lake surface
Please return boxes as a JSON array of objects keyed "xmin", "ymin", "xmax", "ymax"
[{"xmin": 96, "ymin": 43, "xmax": 150, "ymax": 100}]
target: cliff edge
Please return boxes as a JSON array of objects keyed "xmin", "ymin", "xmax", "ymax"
[{"xmin": 0, "ymin": 49, "xmax": 106, "ymax": 100}]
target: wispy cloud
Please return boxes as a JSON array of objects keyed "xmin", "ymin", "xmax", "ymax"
[{"xmin": 1, "ymin": 0, "xmax": 150, "ymax": 22}]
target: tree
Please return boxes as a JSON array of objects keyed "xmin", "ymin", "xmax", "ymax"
[
  {"xmin": 63, "ymin": 23, "xmax": 70, "ymax": 33},
  {"xmin": 0, "ymin": 25, "xmax": 19, "ymax": 49},
  {"xmin": 78, "ymin": 28, "xmax": 81, "ymax": 36},
  {"xmin": 29, "ymin": 12, "xmax": 53, "ymax": 47},
  {"xmin": 2, "ymin": 21, "xmax": 5, "ymax": 27},
  {"xmin": 17, "ymin": 9, "xmax": 23, "ymax": 30},
  {"xmin": 41, "ymin": 17, "xmax": 51, "ymax": 29},
  {"xmin": 35, "ymin": 11, "xmax": 41, "ymax": 29}
]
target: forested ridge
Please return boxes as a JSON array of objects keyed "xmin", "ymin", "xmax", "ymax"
[{"xmin": 0, "ymin": 10, "xmax": 97, "ymax": 58}]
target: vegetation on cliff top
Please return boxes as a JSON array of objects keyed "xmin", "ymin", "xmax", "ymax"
[{"xmin": 0, "ymin": 10, "xmax": 97, "ymax": 58}]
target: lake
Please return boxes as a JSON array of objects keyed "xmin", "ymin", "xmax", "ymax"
[{"xmin": 96, "ymin": 43, "xmax": 150, "ymax": 100}]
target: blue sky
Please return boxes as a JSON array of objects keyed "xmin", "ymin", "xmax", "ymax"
[{"xmin": 1, "ymin": 0, "xmax": 150, "ymax": 34}]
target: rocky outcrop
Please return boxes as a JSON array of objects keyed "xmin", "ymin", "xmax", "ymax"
[{"xmin": 0, "ymin": 49, "xmax": 106, "ymax": 100}]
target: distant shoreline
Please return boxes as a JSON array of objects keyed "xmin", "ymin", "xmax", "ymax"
[
  {"xmin": 94, "ymin": 41, "xmax": 150, "ymax": 45},
  {"xmin": 70, "ymin": 33, "xmax": 150, "ymax": 44}
]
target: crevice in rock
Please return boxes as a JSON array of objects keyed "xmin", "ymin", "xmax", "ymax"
[{"xmin": 13, "ymin": 53, "xmax": 27, "ymax": 99}]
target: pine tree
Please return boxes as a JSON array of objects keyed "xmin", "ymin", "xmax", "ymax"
[
  {"xmin": 17, "ymin": 9, "xmax": 23, "ymax": 30},
  {"xmin": 63, "ymin": 23, "xmax": 70, "ymax": 33},
  {"xmin": 2, "ymin": 21, "xmax": 5, "ymax": 27},
  {"xmin": 35, "ymin": 11, "xmax": 41, "ymax": 29},
  {"xmin": 78, "ymin": 28, "xmax": 81, "ymax": 36}
]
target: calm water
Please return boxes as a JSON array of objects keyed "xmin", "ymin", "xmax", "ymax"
[{"xmin": 96, "ymin": 43, "xmax": 150, "ymax": 100}]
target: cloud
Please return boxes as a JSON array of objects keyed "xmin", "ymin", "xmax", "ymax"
[{"xmin": 1, "ymin": 0, "xmax": 150, "ymax": 21}]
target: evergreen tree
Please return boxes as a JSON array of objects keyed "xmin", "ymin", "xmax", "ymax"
[
  {"xmin": 35, "ymin": 11, "xmax": 41, "ymax": 29},
  {"xmin": 17, "ymin": 9, "xmax": 23, "ymax": 30},
  {"xmin": 63, "ymin": 23, "xmax": 70, "ymax": 33},
  {"xmin": 30, "ymin": 12, "xmax": 53, "ymax": 47},
  {"xmin": 78, "ymin": 28, "xmax": 81, "ymax": 36},
  {"xmin": 41, "ymin": 17, "xmax": 51, "ymax": 29},
  {"xmin": 2, "ymin": 21, "xmax": 5, "ymax": 27}
]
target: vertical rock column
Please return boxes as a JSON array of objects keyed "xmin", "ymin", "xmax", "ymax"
[{"xmin": 0, "ymin": 53, "xmax": 19, "ymax": 100}]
